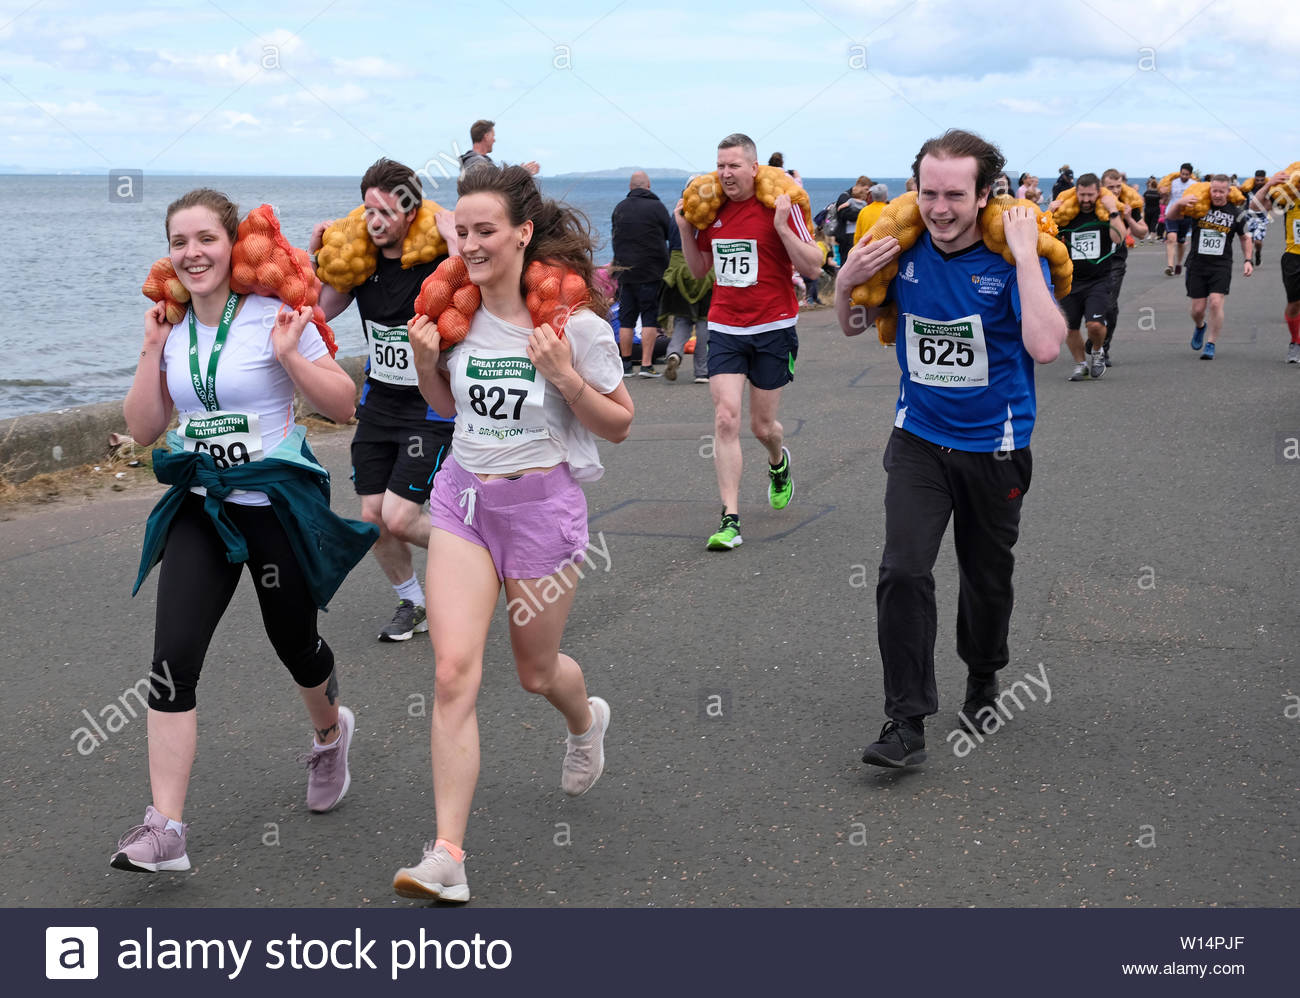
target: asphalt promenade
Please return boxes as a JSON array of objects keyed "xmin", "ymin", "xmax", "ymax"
[{"xmin": 1, "ymin": 242, "xmax": 1295, "ymax": 908}]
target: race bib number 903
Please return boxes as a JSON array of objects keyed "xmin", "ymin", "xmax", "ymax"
[
  {"xmin": 904, "ymin": 313, "xmax": 989, "ymax": 388},
  {"xmin": 1197, "ymin": 228, "xmax": 1226, "ymax": 256}
]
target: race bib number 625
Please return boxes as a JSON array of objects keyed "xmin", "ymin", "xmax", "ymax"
[{"xmin": 904, "ymin": 313, "xmax": 989, "ymax": 388}]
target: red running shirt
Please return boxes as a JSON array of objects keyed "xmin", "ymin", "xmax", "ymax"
[{"xmin": 695, "ymin": 196, "xmax": 814, "ymax": 335}]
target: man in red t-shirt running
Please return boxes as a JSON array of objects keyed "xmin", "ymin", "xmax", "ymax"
[{"xmin": 675, "ymin": 132, "xmax": 823, "ymax": 551}]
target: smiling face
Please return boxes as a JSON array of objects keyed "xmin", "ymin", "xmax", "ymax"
[
  {"xmin": 916, "ymin": 153, "xmax": 988, "ymax": 251},
  {"xmin": 454, "ymin": 191, "xmax": 531, "ymax": 294},
  {"xmin": 716, "ymin": 144, "xmax": 758, "ymax": 202},
  {"xmin": 167, "ymin": 206, "xmax": 233, "ymax": 299},
  {"xmin": 363, "ymin": 186, "xmax": 416, "ymax": 251}
]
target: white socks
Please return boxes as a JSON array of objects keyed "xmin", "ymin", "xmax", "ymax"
[{"xmin": 394, "ymin": 573, "xmax": 425, "ymax": 607}]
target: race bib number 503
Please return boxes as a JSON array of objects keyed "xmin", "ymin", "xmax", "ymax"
[
  {"xmin": 904, "ymin": 313, "xmax": 989, "ymax": 388},
  {"xmin": 366, "ymin": 320, "xmax": 416, "ymax": 386}
]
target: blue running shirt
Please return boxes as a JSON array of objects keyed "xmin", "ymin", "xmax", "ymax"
[{"xmin": 886, "ymin": 233, "xmax": 1052, "ymax": 451}]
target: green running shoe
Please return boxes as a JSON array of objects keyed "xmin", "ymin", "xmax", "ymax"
[
  {"xmin": 706, "ymin": 514, "xmax": 743, "ymax": 551},
  {"xmin": 768, "ymin": 446, "xmax": 793, "ymax": 510}
]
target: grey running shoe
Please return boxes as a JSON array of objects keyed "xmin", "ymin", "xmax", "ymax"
[
  {"xmin": 1287, "ymin": 343, "xmax": 1300, "ymax": 364},
  {"xmin": 664, "ymin": 352, "xmax": 681, "ymax": 381},
  {"xmin": 379, "ymin": 599, "xmax": 427, "ymax": 642},
  {"xmin": 1068, "ymin": 361, "xmax": 1088, "ymax": 382},
  {"xmin": 562, "ymin": 696, "xmax": 610, "ymax": 796},
  {"xmin": 110, "ymin": 806, "xmax": 190, "ymax": 873},
  {"xmin": 861, "ymin": 720, "xmax": 927, "ymax": 768},
  {"xmin": 303, "ymin": 705, "xmax": 354, "ymax": 812},
  {"xmin": 637, "ymin": 366, "xmax": 661, "ymax": 378},
  {"xmin": 393, "ymin": 842, "xmax": 470, "ymax": 902},
  {"xmin": 1089, "ymin": 347, "xmax": 1106, "ymax": 379}
]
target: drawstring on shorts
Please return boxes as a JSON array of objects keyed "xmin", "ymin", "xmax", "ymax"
[{"xmin": 457, "ymin": 485, "xmax": 478, "ymax": 525}]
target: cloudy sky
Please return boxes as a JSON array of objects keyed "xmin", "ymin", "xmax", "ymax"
[{"xmin": 2, "ymin": 0, "xmax": 1296, "ymax": 179}]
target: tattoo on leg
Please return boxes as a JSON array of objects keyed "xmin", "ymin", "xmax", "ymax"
[
  {"xmin": 316, "ymin": 722, "xmax": 339, "ymax": 743},
  {"xmin": 325, "ymin": 668, "xmax": 338, "ymax": 706}
]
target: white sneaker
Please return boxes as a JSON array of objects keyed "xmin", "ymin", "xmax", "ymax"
[
  {"xmin": 393, "ymin": 842, "xmax": 469, "ymax": 902},
  {"xmin": 1287, "ymin": 343, "xmax": 1300, "ymax": 364},
  {"xmin": 561, "ymin": 696, "xmax": 609, "ymax": 796}
]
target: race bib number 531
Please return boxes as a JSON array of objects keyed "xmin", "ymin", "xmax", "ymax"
[{"xmin": 904, "ymin": 314, "xmax": 988, "ymax": 388}]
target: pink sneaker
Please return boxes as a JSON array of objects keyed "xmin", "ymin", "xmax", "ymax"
[
  {"xmin": 302, "ymin": 705, "xmax": 354, "ymax": 812},
  {"xmin": 110, "ymin": 806, "xmax": 190, "ymax": 872}
]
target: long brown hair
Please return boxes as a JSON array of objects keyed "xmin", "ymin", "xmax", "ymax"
[{"xmin": 457, "ymin": 165, "xmax": 609, "ymax": 319}]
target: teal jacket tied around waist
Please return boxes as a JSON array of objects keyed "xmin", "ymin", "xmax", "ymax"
[{"xmin": 133, "ymin": 426, "xmax": 379, "ymax": 609}]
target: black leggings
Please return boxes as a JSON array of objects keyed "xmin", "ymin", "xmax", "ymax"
[{"xmin": 150, "ymin": 494, "xmax": 335, "ymax": 711}]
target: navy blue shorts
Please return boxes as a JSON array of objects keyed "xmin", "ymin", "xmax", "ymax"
[
  {"xmin": 351, "ymin": 419, "xmax": 451, "ymax": 504},
  {"xmin": 1171, "ymin": 217, "xmax": 1193, "ymax": 244},
  {"xmin": 707, "ymin": 326, "xmax": 798, "ymax": 390},
  {"xmin": 617, "ymin": 281, "xmax": 661, "ymax": 330}
]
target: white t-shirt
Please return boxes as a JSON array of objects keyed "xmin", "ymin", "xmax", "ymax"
[
  {"xmin": 441, "ymin": 306, "xmax": 623, "ymax": 481},
  {"xmin": 161, "ymin": 294, "xmax": 328, "ymax": 506},
  {"xmin": 1169, "ymin": 176, "xmax": 1193, "ymax": 206}
]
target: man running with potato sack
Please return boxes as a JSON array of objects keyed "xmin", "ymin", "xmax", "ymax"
[{"xmin": 835, "ymin": 129, "xmax": 1066, "ymax": 768}]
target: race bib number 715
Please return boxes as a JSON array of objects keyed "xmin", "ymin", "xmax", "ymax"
[{"xmin": 714, "ymin": 239, "xmax": 758, "ymax": 287}]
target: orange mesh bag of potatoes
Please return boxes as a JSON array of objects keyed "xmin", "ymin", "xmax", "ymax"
[
  {"xmin": 229, "ymin": 203, "xmax": 338, "ymax": 357},
  {"xmin": 413, "ymin": 257, "xmax": 592, "ymax": 347},
  {"xmin": 982, "ymin": 195, "xmax": 1073, "ymax": 300},
  {"xmin": 852, "ymin": 193, "xmax": 1072, "ymax": 346},
  {"xmin": 1267, "ymin": 162, "xmax": 1300, "ymax": 209},
  {"xmin": 142, "ymin": 205, "xmax": 338, "ymax": 356},
  {"xmin": 315, "ymin": 207, "xmax": 377, "ymax": 294},
  {"xmin": 681, "ymin": 165, "xmax": 812, "ymax": 230},
  {"xmin": 1175, "ymin": 181, "xmax": 1247, "ymax": 219},
  {"xmin": 141, "ymin": 258, "xmax": 191, "ymax": 324},
  {"xmin": 1051, "ymin": 187, "xmax": 1111, "ymax": 226},
  {"xmin": 845, "ymin": 192, "xmax": 924, "ymax": 346},
  {"xmin": 1119, "ymin": 183, "xmax": 1144, "ymax": 212},
  {"xmin": 316, "ymin": 201, "xmax": 449, "ymax": 293}
]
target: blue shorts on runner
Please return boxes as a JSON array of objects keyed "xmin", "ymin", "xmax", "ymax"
[{"xmin": 707, "ymin": 326, "xmax": 798, "ymax": 390}]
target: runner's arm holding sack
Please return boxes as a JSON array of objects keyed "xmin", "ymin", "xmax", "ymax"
[
  {"xmin": 1003, "ymin": 206, "xmax": 1066, "ymax": 364},
  {"xmin": 1164, "ymin": 194, "xmax": 1195, "ymax": 221},
  {"xmin": 124, "ymin": 301, "xmax": 178, "ymax": 444},
  {"xmin": 407, "ymin": 314, "xmax": 457, "ymax": 418},
  {"xmin": 527, "ymin": 321, "xmax": 634, "ymax": 444},
  {"xmin": 271, "ymin": 304, "xmax": 357, "ymax": 423},
  {"xmin": 774, "ymin": 193, "xmax": 825, "ymax": 281},
  {"xmin": 675, "ymin": 198, "xmax": 712, "ymax": 281},
  {"xmin": 1100, "ymin": 192, "xmax": 1128, "ymax": 245},
  {"xmin": 834, "ymin": 235, "xmax": 901, "ymax": 337}
]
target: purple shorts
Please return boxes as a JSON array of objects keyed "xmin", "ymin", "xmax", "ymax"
[{"xmin": 429, "ymin": 455, "xmax": 589, "ymax": 581}]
